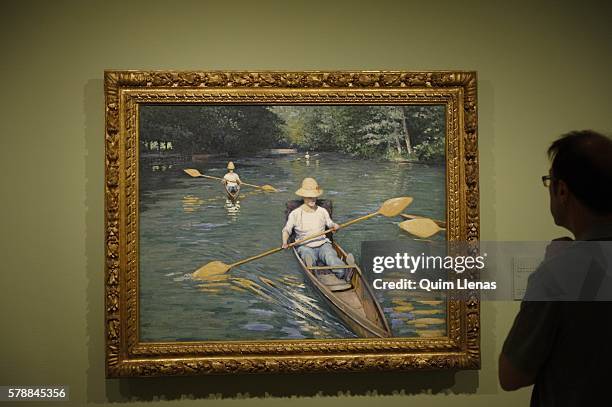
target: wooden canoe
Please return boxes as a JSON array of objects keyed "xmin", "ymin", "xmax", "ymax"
[
  {"xmin": 224, "ymin": 184, "xmax": 240, "ymax": 202},
  {"xmin": 292, "ymin": 242, "xmax": 392, "ymax": 338}
]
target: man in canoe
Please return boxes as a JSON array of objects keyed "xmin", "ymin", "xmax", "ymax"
[
  {"xmin": 222, "ymin": 161, "xmax": 241, "ymax": 194},
  {"xmin": 282, "ymin": 177, "xmax": 353, "ymax": 282}
]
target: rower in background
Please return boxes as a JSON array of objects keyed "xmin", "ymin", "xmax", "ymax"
[{"xmin": 222, "ymin": 161, "xmax": 241, "ymax": 196}]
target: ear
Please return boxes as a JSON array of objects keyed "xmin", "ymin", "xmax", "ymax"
[{"xmin": 556, "ymin": 179, "xmax": 570, "ymax": 201}]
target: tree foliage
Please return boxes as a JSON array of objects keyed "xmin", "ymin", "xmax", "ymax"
[
  {"xmin": 139, "ymin": 104, "xmax": 445, "ymax": 162},
  {"xmin": 139, "ymin": 105, "xmax": 283, "ymax": 155},
  {"xmin": 273, "ymin": 105, "xmax": 445, "ymax": 161}
]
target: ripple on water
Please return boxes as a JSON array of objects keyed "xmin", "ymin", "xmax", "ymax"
[
  {"xmin": 244, "ymin": 323, "xmax": 274, "ymax": 332},
  {"xmin": 192, "ymin": 222, "xmax": 227, "ymax": 230},
  {"xmin": 391, "ymin": 312, "xmax": 414, "ymax": 320},
  {"xmin": 391, "ymin": 319, "xmax": 405, "ymax": 328},
  {"xmin": 248, "ymin": 308, "xmax": 276, "ymax": 317},
  {"xmin": 173, "ymin": 273, "xmax": 194, "ymax": 282},
  {"xmin": 281, "ymin": 326, "xmax": 305, "ymax": 339}
]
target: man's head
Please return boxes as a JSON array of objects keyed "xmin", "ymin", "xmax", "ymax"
[{"xmin": 546, "ymin": 130, "xmax": 612, "ymax": 227}]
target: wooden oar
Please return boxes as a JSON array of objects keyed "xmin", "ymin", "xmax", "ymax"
[
  {"xmin": 400, "ymin": 214, "xmax": 446, "ymax": 228},
  {"xmin": 399, "ymin": 218, "xmax": 446, "ymax": 238},
  {"xmin": 183, "ymin": 168, "xmax": 278, "ymax": 192},
  {"xmin": 193, "ymin": 196, "xmax": 413, "ymax": 279}
]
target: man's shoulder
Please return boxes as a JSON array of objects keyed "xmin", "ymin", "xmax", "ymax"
[
  {"xmin": 316, "ymin": 206, "xmax": 330, "ymax": 216},
  {"xmin": 288, "ymin": 207, "xmax": 302, "ymax": 217},
  {"xmin": 526, "ymin": 241, "xmax": 612, "ymax": 301},
  {"xmin": 533, "ymin": 242, "xmax": 596, "ymax": 276}
]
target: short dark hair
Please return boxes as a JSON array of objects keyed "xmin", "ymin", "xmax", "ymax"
[{"xmin": 548, "ymin": 130, "xmax": 612, "ymax": 215}]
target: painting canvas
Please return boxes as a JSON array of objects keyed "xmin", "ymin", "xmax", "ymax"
[
  {"xmin": 104, "ymin": 70, "xmax": 479, "ymax": 377},
  {"xmin": 139, "ymin": 104, "xmax": 447, "ymax": 342}
]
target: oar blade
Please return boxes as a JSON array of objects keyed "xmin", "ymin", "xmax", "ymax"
[
  {"xmin": 184, "ymin": 168, "xmax": 203, "ymax": 177},
  {"xmin": 261, "ymin": 185, "xmax": 278, "ymax": 192},
  {"xmin": 193, "ymin": 261, "xmax": 231, "ymax": 280},
  {"xmin": 378, "ymin": 197, "xmax": 413, "ymax": 217},
  {"xmin": 401, "ymin": 213, "xmax": 447, "ymax": 228},
  {"xmin": 399, "ymin": 218, "xmax": 442, "ymax": 238}
]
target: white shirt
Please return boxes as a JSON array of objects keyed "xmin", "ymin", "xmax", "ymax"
[
  {"xmin": 283, "ymin": 206, "xmax": 336, "ymax": 248},
  {"xmin": 223, "ymin": 172, "xmax": 241, "ymax": 186}
]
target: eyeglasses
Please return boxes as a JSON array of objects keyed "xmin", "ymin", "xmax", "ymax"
[{"xmin": 541, "ymin": 175, "xmax": 553, "ymax": 187}]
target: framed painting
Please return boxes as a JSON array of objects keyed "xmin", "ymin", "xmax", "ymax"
[{"xmin": 104, "ymin": 70, "xmax": 479, "ymax": 377}]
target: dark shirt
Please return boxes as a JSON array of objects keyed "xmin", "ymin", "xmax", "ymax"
[
  {"xmin": 502, "ymin": 235, "xmax": 612, "ymax": 406},
  {"xmin": 503, "ymin": 301, "xmax": 612, "ymax": 406}
]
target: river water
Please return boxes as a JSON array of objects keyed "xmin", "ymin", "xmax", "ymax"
[{"xmin": 139, "ymin": 153, "xmax": 446, "ymax": 341}]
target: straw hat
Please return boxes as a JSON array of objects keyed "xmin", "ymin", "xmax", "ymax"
[
  {"xmin": 227, "ymin": 161, "xmax": 235, "ymax": 170},
  {"xmin": 295, "ymin": 177, "xmax": 323, "ymax": 198}
]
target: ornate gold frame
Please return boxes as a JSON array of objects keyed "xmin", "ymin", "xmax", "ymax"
[{"xmin": 104, "ymin": 70, "xmax": 479, "ymax": 377}]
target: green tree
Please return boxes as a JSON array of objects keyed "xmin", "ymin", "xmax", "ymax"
[
  {"xmin": 270, "ymin": 106, "xmax": 306, "ymax": 147},
  {"xmin": 403, "ymin": 105, "xmax": 445, "ymax": 162},
  {"xmin": 139, "ymin": 105, "xmax": 283, "ymax": 156}
]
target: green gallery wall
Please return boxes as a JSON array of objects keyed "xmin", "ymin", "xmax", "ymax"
[{"xmin": 1, "ymin": 1, "xmax": 610, "ymax": 406}]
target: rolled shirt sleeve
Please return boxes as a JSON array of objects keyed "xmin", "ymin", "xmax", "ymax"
[{"xmin": 283, "ymin": 210, "xmax": 296, "ymax": 236}]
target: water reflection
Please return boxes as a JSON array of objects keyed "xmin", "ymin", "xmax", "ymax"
[
  {"xmin": 224, "ymin": 199, "xmax": 241, "ymax": 220},
  {"xmin": 182, "ymin": 195, "xmax": 203, "ymax": 213},
  {"xmin": 152, "ymin": 164, "xmax": 173, "ymax": 172}
]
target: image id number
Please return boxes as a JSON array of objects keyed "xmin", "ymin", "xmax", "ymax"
[{"xmin": 1, "ymin": 386, "xmax": 68, "ymax": 401}]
